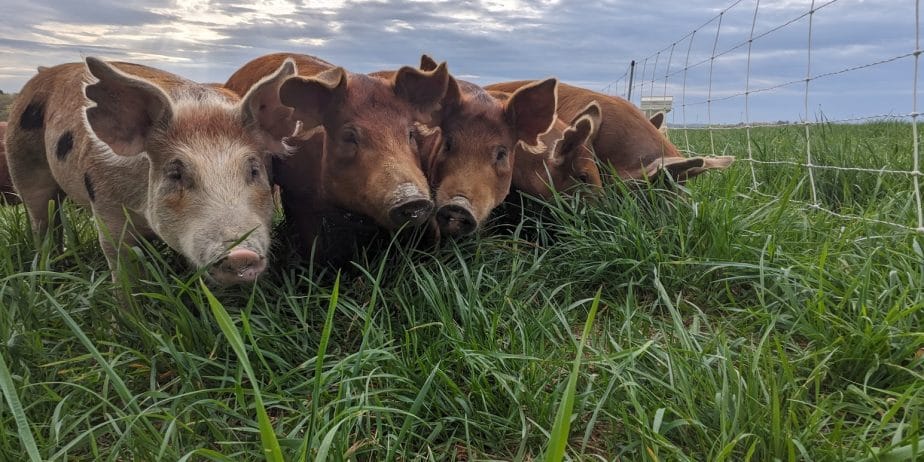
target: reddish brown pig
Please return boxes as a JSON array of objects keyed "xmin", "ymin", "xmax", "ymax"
[
  {"xmin": 418, "ymin": 101, "xmax": 602, "ymax": 201},
  {"xmin": 275, "ymin": 125, "xmax": 385, "ymax": 260},
  {"xmin": 0, "ymin": 122, "xmax": 20, "ymax": 204},
  {"xmin": 486, "ymin": 90, "xmax": 603, "ymax": 199},
  {"xmin": 225, "ymin": 53, "xmax": 449, "ymax": 256},
  {"xmin": 378, "ymin": 56, "xmax": 559, "ymax": 238},
  {"xmin": 485, "ymin": 81, "xmax": 734, "ymax": 182},
  {"xmin": 5, "ymin": 57, "xmax": 296, "ymax": 285}
]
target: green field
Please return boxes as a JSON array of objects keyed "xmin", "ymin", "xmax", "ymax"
[
  {"xmin": 0, "ymin": 93, "xmax": 14, "ymax": 121},
  {"xmin": 0, "ymin": 122, "xmax": 921, "ymax": 461}
]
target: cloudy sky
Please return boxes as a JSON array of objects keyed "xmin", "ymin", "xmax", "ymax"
[{"xmin": 0, "ymin": 0, "xmax": 916, "ymax": 123}]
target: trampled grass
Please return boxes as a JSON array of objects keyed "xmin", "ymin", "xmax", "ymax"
[{"xmin": 0, "ymin": 122, "xmax": 921, "ymax": 460}]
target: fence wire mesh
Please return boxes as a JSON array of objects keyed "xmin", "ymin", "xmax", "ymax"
[{"xmin": 609, "ymin": 0, "xmax": 923, "ymax": 233}]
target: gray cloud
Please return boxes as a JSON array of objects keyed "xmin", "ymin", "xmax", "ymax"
[{"xmin": 0, "ymin": 0, "xmax": 916, "ymax": 123}]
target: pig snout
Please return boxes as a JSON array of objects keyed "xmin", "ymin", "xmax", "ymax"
[
  {"xmin": 209, "ymin": 248, "xmax": 268, "ymax": 286},
  {"xmin": 436, "ymin": 196, "xmax": 477, "ymax": 237},
  {"xmin": 390, "ymin": 198, "xmax": 434, "ymax": 227},
  {"xmin": 388, "ymin": 182, "xmax": 433, "ymax": 228}
]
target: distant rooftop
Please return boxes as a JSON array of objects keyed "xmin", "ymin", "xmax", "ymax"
[{"xmin": 640, "ymin": 95, "xmax": 673, "ymax": 116}]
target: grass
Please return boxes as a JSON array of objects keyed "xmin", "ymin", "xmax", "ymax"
[
  {"xmin": 0, "ymin": 93, "xmax": 14, "ymax": 121},
  {"xmin": 0, "ymin": 121, "xmax": 921, "ymax": 460}
]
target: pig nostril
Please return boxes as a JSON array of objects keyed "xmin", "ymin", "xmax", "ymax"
[
  {"xmin": 213, "ymin": 248, "xmax": 267, "ymax": 284},
  {"xmin": 436, "ymin": 205, "xmax": 477, "ymax": 237},
  {"xmin": 389, "ymin": 198, "xmax": 434, "ymax": 227}
]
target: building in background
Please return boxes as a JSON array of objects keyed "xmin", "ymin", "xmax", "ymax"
[{"xmin": 640, "ymin": 95, "xmax": 673, "ymax": 119}]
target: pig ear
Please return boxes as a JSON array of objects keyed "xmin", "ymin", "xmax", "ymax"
[
  {"xmin": 393, "ymin": 61, "xmax": 450, "ymax": 112},
  {"xmin": 645, "ymin": 157, "xmax": 703, "ymax": 181},
  {"xmin": 505, "ymin": 78, "xmax": 558, "ymax": 147},
  {"xmin": 419, "ymin": 54, "xmax": 439, "ymax": 72},
  {"xmin": 427, "ymin": 74, "xmax": 462, "ymax": 125},
  {"xmin": 281, "ymin": 124, "xmax": 326, "ymax": 158},
  {"xmin": 644, "ymin": 156, "xmax": 734, "ymax": 182},
  {"xmin": 443, "ymin": 75, "xmax": 462, "ymax": 111},
  {"xmin": 240, "ymin": 58, "xmax": 298, "ymax": 140},
  {"xmin": 676, "ymin": 155, "xmax": 735, "ymax": 179},
  {"xmin": 279, "ymin": 66, "xmax": 348, "ymax": 128},
  {"xmin": 649, "ymin": 111, "xmax": 665, "ymax": 130},
  {"xmin": 552, "ymin": 115, "xmax": 595, "ymax": 165},
  {"xmin": 571, "ymin": 101, "xmax": 602, "ymax": 138},
  {"xmin": 413, "ymin": 123, "xmax": 443, "ymax": 175},
  {"xmin": 84, "ymin": 56, "xmax": 172, "ymax": 157},
  {"xmin": 415, "ymin": 54, "xmax": 456, "ymax": 111}
]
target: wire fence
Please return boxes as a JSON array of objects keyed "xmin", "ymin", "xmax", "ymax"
[{"xmin": 607, "ymin": 0, "xmax": 923, "ymax": 233}]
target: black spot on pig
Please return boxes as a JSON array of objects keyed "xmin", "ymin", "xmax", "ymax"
[
  {"xmin": 56, "ymin": 131, "xmax": 74, "ymax": 161},
  {"xmin": 19, "ymin": 101, "xmax": 45, "ymax": 130}
]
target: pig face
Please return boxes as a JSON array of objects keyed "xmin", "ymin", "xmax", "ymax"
[
  {"xmin": 425, "ymin": 75, "xmax": 558, "ymax": 237},
  {"xmin": 141, "ymin": 110, "xmax": 274, "ymax": 285},
  {"xmin": 279, "ymin": 64, "xmax": 449, "ymax": 230},
  {"xmin": 512, "ymin": 101, "xmax": 603, "ymax": 199},
  {"xmin": 84, "ymin": 58, "xmax": 295, "ymax": 285}
]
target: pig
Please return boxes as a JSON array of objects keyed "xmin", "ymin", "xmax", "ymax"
[
  {"xmin": 375, "ymin": 55, "xmax": 559, "ymax": 238},
  {"xmin": 274, "ymin": 125, "xmax": 385, "ymax": 262},
  {"xmin": 412, "ymin": 108, "xmax": 600, "ymax": 239},
  {"xmin": 415, "ymin": 96, "xmax": 602, "ymax": 201},
  {"xmin": 485, "ymin": 90, "xmax": 603, "ymax": 199},
  {"xmin": 484, "ymin": 81, "xmax": 734, "ymax": 183},
  {"xmin": 4, "ymin": 57, "xmax": 297, "ymax": 285},
  {"xmin": 224, "ymin": 53, "xmax": 450, "ymax": 260},
  {"xmin": 0, "ymin": 122, "xmax": 20, "ymax": 204}
]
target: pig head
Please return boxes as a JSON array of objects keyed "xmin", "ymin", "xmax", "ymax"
[{"xmin": 485, "ymin": 81, "xmax": 734, "ymax": 183}]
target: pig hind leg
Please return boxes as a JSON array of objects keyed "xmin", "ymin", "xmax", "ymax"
[{"xmin": 5, "ymin": 124, "xmax": 64, "ymax": 248}]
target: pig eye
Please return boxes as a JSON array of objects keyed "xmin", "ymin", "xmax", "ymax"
[
  {"xmin": 165, "ymin": 160, "xmax": 186, "ymax": 184},
  {"xmin": 247, "ymin": 158, "xmax": 262, "ymax": 183},
  {"xmin": 341, "ymin": 127, "xmax": 359, "ymax": 146},
  {"xmin": 577, "ymin": 172, "xmax": 590, "ymax": 183},
  {"xmin": 494, "ymin": 146, "xmax": 509, "ymax": 163}
]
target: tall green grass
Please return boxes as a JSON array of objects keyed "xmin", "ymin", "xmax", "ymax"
[{"xmin": 0, "ymin": 122, "xmax": 921, "ymax": 460}]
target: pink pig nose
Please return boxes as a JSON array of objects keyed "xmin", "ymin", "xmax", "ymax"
[{"xmin": 212, "ymin": 248, "xmax": 267, "ymax": 285}]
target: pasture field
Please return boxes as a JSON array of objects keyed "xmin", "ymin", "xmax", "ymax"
[
  {"xmin": 0, "ymin": 93, "xmax": 14, "ymax": 121},
  {"xmin": 0, "ymin": 122, "xmax": 921, "ymax": 460}
]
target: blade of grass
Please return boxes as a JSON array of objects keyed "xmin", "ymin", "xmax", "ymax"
[
  {"xmin": 45, "ymin": 290, "xmax": 157, "ymax": 436},
  {"xmin": 385, "ymin": 362, "xmax": 440, "ymax": 462},
  {"xmin": 178, "ymin": 448, "xmax": 238, "ymax": 462},
  {"xmin": 200, "ymin": 279, "xmax": 284, "ymax": 462},
  {"xmin": 297, "ymin": 271, "xmax": 341, "ymax": 462},
  {"xmin": 0, "ymin": 352, "xmax": 42, "ymax": 462},
  {"xmin": 544, "ymin": 287, "xmax": 602, "ymax": 462}
]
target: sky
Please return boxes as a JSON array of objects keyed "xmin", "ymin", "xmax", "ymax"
[{"xmin": 0, "ymin": 0, "xmax": 917, "ymax": 123}]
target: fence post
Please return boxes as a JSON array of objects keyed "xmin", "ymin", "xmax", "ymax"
[{"xmin": 626, "ymin": 60, "xmax": 636, "ymax": 102}]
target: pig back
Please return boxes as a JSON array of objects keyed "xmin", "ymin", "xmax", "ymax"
[{"xmin": 224, "ymin": 53, "xmax": 337, "ymax": 97}]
